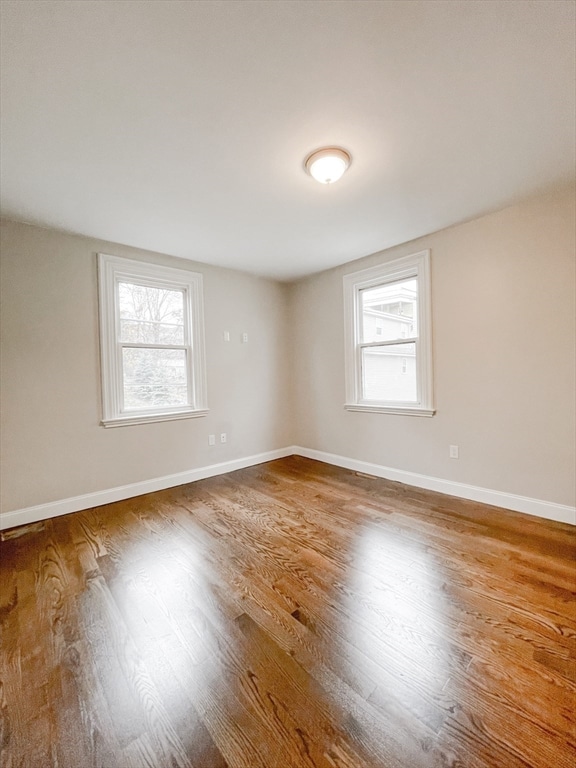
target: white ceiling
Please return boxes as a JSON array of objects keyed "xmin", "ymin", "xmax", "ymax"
[{"xmin": 1, "ymin": 0, "xmax": 574, "ymax": 281}]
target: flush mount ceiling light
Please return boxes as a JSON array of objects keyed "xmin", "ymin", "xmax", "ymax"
[{"xmin": 305, "ymin": 147, "xmax": 351, "ymax": 184}]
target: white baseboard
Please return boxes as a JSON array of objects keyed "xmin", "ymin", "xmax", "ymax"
[
  {"xmin": 291, "ymin": 446, "xmax": 576, "ymax": 526},
  {"xmin": 0, "ymin": 448, "xmax": 293, "ymax": 531},
  {"xmin": 2, "ymin": 445, "xmax": 574, "ymax": 531}
]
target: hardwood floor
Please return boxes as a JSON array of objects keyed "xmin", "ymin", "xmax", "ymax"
[{"xmin": 0, "ymin": 456, "xmax": 574, "ymax": 768}]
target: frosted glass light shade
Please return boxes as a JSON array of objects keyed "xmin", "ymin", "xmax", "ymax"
[{"xmin": 305, "ymin": 147, "xmax": 351, "ymax": 184}]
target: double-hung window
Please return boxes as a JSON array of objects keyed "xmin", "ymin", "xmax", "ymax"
[
  {"xmin": 98, "ymin": 254, "xmax": 207, "ymax": 427},
  {"xmin": 344, "ymin": 250, "xmax": 434, "ymax": 416}
]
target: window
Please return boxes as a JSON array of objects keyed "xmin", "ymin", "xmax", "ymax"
[
  {"xmin": 343, "ymin": 250, "xmax": 434, "ymax": 416},
  {"xmin": 98, "ymin": 254, "xmax": 207, "ymax": 427}
]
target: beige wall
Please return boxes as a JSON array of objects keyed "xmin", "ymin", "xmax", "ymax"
[
  {"xmin": 0, "ymin": 221, "xmax": 293, "ymax": 512},
  {"xmin": 290, "ymin": 188, "xmax": 576, "ymax": 507},
  {"xmin": 1, "ymin": 188, "xmax": 575, "ymax": 516}
]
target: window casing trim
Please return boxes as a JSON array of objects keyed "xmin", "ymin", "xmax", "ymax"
[
  {"xmin": 98, "ymin": 254, "xmax": 208, "ymax": 427},
  {"xmin": 343, "ymin": 250, "xmax": 434, "ymax": 415}
]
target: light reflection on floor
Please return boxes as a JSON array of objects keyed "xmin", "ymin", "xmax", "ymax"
[
  {"xmin": 120, "ymin": 529, "xmax": 211, "ymax": 680},
  {"xmin": 343, "ymin": 521, "xmax": 452, "ymax": 717}
]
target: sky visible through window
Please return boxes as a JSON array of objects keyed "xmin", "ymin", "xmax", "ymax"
[
  {"xmin": 361, "ymin": 278, "xmax": 418, "ymax": 402},
  {"xmin": 118, "ymin": 282, "xmax": 188, "ymax": 409}
]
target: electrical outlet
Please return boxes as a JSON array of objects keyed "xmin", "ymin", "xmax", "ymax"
[
  {"xmin": 208, "ymin": 434, "xmax": 216, "ymax": 446},
  {"xmin": 223, "ymin": 331, "xmax": 230, "ymax": 342},
  {"xmin": 449, "ymin": 445, "xmax": 459, "ymax": 459},
  {"xmin": 242, "ymin": 332, "xmax": 248, "ymax": 343},
  {"xmin": 220, "ymin": 432, "xmax": 227, "ymax": 443}
]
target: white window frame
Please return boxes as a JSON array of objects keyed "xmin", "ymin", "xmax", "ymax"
[
  {"xmin": 98, "ymin": 253, "xmax": 208, "ymax": 427},
  {"xmin": 343, "ymin": 250, "xmax": 434, "ymax": 416}
]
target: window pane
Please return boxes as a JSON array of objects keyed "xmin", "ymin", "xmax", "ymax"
[
  {"xmin": 362, "ymin": 343, "xmax": 417, "ymax": 402},
  {"xmin": 119, "ymin": 282, "xmax": 184, "ymax": 344},
  {"xmin": 122, "ymin": 348, "xmax": 188, "ymax": 409},
  {"xmin": 361, "ymin": 279, "xmax": 417, "ymax": 343}
]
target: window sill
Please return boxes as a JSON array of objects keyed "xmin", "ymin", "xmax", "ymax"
[
  {"xmin": 101, "ymin": 409, "xmax": 209, "ymax": 428},
  {"xmin": 344, "ymin": 404, "xmax": 435, "ymax": 417}
]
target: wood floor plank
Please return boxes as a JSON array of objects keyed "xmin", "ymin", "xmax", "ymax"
[{"xmin": 1, "ymin": 456, "xmax": 574, "ymax": 767}]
